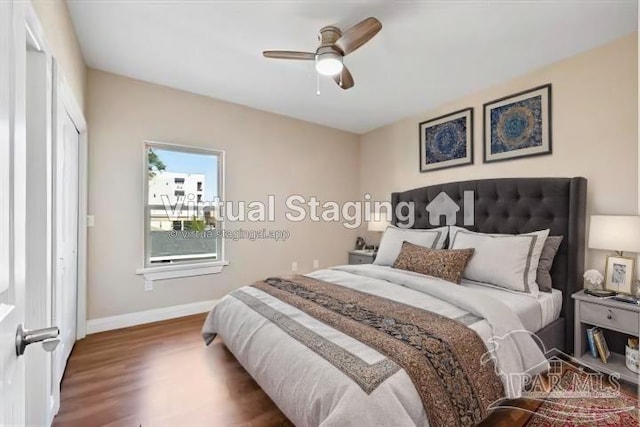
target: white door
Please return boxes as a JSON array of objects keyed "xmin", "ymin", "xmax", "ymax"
[
  {"xmin": 0, "ymin": 0, "xmax": 27, "ymax": 425},
  {"xmin": 2, "ymin": 3, "xmax": 77, "ymax": 424},
  {"xmin": 52, "ymin": 108, "xmax": 79, "ymax": 396}
]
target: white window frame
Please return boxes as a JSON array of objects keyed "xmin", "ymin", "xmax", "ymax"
[{"xmin": 136, "ymin": 140, "xmax": 228, "ymax": 281}]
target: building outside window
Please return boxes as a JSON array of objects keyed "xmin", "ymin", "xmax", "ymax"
[{"xmin": 145, "ymin": 141, "xmax": 223, "ymax": 266}]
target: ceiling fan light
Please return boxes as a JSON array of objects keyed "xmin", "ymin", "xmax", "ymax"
[{"xmin": 315, "ymin": 52, "xmax": 343, "ymax": 76}]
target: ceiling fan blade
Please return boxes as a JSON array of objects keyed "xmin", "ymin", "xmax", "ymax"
[
  {"xmin": 263, "ymin": 50, "xmax": 316, "ymax": 60},
  {"xmin": 335, "ymin": 17, "xmax": 382, "ymax": 56},
  {"xmin": 333, "ymin": 66, "xmax": 354, "ymax": 90}
]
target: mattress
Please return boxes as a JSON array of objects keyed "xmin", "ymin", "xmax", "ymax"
[{"xmin": 460, "ymin": 280, "xmax": 562, "ymax": 332}]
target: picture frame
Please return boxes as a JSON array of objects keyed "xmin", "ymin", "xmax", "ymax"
[
  {"xmin": 419, "ymin": 108, "xmax": 473, "ymax": 172},
  {"xmin": 483, "ymin": 84, "xmax": 551, "ymax": 163},
  {"xmin": 604, "ymin": 255, "xmax": 635, "ymax": 294}
]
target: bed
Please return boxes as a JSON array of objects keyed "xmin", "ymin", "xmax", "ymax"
[
  {"xmin": 202, "ymin": 177, "xmax": 587, "ymax": 427},
  {"xmin": 390, "ymin": 177, "xmax": 587, "ymax": 354}
]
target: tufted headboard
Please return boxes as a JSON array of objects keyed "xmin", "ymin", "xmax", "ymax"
[{"xmin": 391, "ymin": 177, "xmax": 587, "ymax": 352}]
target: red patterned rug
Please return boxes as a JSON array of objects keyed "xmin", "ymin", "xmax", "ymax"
[{"xmin": 525, "ymin": 370, "xmax": 639, "ymax": 427}]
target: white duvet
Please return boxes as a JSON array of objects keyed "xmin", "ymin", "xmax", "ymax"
[{"xmin": 202, "ymin": 265, "xmax": 548, "ymax": 427}]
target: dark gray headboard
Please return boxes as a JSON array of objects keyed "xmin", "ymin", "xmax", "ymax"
[{"xmin": 391, "ymin": 177, "xmax": 587, "ymax": 352}]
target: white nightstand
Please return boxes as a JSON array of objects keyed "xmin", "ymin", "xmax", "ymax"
[
  {"xmin": 348, "ymin": 250, "xmax": 376, "ymax": 265},
  {"xmin": 572, "ymin": 290, "xmax": 640, "ymax": 384}
]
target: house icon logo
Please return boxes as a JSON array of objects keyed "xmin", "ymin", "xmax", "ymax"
[{"xmin": 425, "ymin": 191, "xmax": 474, "ymax": 226}]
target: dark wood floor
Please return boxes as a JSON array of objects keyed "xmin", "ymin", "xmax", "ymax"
[
  {"xmin": 53, "ymin": 314, "xmax": 292, "ymax": 427},
  {"xmin": 54, "ymin": 314, "xmax": 637, "ymax": 427}
]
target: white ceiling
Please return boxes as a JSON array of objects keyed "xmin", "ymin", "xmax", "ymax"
[{"xmin": 68, "ymin": 0, "xmax": 637, "ymax": 134}]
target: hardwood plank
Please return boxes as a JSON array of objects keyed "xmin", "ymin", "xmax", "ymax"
[{"xmin": 53, "ymin": 314, "xmax": 293, "ymax": 427}]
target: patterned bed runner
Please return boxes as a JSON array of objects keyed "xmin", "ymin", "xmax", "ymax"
[{"xmin": 251, "ymin": 275, "xmax": 505, "ymax": 427}]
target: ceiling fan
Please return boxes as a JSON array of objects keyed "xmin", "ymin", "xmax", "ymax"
[{"xmin": 263, "ymin": 17, "xmax": 382, "ymax": 90}]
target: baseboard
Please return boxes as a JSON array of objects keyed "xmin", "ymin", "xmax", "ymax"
[{"xmin": 86, "ymin": 299, "xmax": 219, "ymax": 334}]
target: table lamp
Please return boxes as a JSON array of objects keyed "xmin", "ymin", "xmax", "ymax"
[
  {"xmin": 367, "ymin": 216, "xmax": 390, "ymax": 251},
  {"xmin": 588, "ymin": 215, "xmax": 640, "ymax": 296}
]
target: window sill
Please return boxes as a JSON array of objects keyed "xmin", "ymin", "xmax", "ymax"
[{"xmin": 136, "ymin": 261, "xmax": 229, "ymax": 281}]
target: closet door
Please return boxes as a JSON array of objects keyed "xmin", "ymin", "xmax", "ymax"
[{"xmin": 52, "ymin": 93, "xmax": 80, "ymax": 409}]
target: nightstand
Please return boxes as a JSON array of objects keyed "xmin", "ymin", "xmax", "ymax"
[
  {"xmin": 572, "ymin": 290, "xmax": 640, "ymax": 384},
  {"xmin": 348, "ymin": 250, "xmax": 376, "ymax": 265}
]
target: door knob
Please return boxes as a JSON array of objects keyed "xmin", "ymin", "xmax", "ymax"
[{"xmin": 15, "ymin": 324, "xmax": 60, "ymax": 356}]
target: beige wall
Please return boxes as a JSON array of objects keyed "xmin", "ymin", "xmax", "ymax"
[
  {"xmin": 82, "ymin": 31, "xmax": 640, "ymax": 319},
  {"xmin": 32, "ymin": 0, "xmax": 86, "ymax": 111},
  {"xmin": 87, "ymin": 69, "xmax": 360, "ymax": 319},
  {"xmin": 359, "ymin": 33, "xmax": 638, "ymax": 274}
]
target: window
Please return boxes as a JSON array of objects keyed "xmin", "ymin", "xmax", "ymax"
[{"xmin": 143, "ymin": 141, "xmax": 225, "ymax": 270}]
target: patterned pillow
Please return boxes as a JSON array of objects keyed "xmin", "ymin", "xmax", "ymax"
[{"xmin": 392, "ymin": 241, "xmax": 475, "ymax": 284}]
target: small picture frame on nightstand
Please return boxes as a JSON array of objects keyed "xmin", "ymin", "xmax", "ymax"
[{"xmin": 604, "ymin": 255, "xmax": 635, "ymax": 295}]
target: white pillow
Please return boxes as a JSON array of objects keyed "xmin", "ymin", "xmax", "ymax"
[
  {"xmin": 374, "ymin": 225, "xmax": 448, "ymax": 266},
  {"xmin": 448, "ymin": 226, "xmax": 550, "ymax": 297}
]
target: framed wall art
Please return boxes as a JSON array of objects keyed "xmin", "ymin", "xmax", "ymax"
[
  {"xmin": 419, "ymin": 107, "xmax": 473, "ymax": 172},
  {"xmin": 483, "ymin": 84, "xmax": 551, "ymax": 163}
]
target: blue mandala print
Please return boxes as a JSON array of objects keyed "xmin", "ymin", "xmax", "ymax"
[
  {"xmin": 490, "ymin": 95, "xmax": 542, "ymax": 154},
  {"xmin": 425, "ymin": 117, "xmax": 467, "ymax": 164}
]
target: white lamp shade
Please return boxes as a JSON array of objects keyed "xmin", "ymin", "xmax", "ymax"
[
  {"xmin": 367, "ymin": 217, "xmax": 390, "ymax": 232},
  {"xmin": 588, "ymin": 215, "xmax": 640, "ymax": 253}
]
